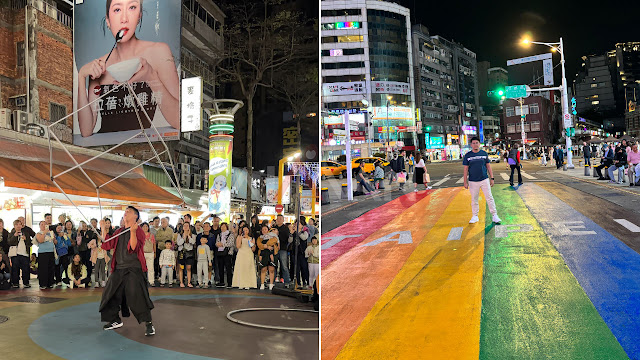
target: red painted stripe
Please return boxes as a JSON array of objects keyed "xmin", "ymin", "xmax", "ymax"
[{"xmin": 322, "ymin": 192, "xmax": 431, "ymax": 268}]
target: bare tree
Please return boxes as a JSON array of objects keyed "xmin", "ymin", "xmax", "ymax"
[{"xmin": 217, "ymin": 0, "xmax": 303, "ymax": 220}]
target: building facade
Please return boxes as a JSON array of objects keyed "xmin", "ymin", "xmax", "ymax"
[
  {"xmin": 0, "ymin": 0, "xmax": 225, "ymax": 192},
  {"xmin": 321, "ymin": 0, "xmax": 415, "ymax": 159},
  {"xmin": 411, "ymin": 25, "xmax": 479, "ymax": 157},
  {"xmin": 610, "ymin": 42, "xmax": 640, "ymax": 109},
  {"xmin": 502, "ymin": 95, "xmax": 560, "ymax": 146},
  {"xmin": 574, "ymin": 54, "xmax": 618, "ymax": 115}
]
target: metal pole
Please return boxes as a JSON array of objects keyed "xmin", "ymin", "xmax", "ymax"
[
  {"xmin": 520, "ymin": 98, "xmax": 527, "ymax": 160},
  {"xmin": 560, "ymin": 37, "xmax": 574, "ymax": 168},
  {"xmin": 365, "ymin": 111, "xmax": 371, "ymax": 157},
  {"xmin": 344, "ymin": 113, "xmax": 353, "ymax": 201},
  {"xmin": 386, "ymin": 100, "xmax": 390, "ymax": 152}
]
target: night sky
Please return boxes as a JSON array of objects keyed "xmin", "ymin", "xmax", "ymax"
[{"xmin": 398, "ymin": 0, "xmax": 640, "ymax": 84}]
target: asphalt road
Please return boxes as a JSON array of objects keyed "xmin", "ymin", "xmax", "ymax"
[{"xmin": 321, "ymin": 158, "xmax": 640, "ymax": 233}]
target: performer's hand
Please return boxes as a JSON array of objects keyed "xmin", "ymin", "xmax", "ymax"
[
  {"xmin": 99, "ymin": 219, "xmax": 105, "ymax": 229},
  {"xmin": 131, "ymin": 221, "xmax": 139, "ymax": 232}
]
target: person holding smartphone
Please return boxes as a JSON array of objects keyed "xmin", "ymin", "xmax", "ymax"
[{"xmin": 8, "ymin": 219, "xmax": 33, "ymax": 288}]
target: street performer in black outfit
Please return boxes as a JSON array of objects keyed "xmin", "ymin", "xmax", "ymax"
[{"xmin": 99, "ymin": 206, "xmax": 155, "ymax": 336}]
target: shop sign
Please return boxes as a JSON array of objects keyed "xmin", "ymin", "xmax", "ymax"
[
  {"xmin": 3, "ymin": 197, "xmax": 26, "ymax": 210},
  {"xmin": 322, "ymin": 81, "xmax": 365, "ymax": 96},
  {"xmin": 371, "ymin": 81, "xmax": 410, "ymax": 95}
]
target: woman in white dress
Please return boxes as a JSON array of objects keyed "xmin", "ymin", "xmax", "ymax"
[{"xmin": 232, "ymin": 226, "xmax": 257, "ymax": 289}]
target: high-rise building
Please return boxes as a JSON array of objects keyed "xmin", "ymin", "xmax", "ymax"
[
  {"xmin": 411, "ymin": 25, "xmax": 479, "ymax": 157},
  {"xmin": 610, "ymin": 42, "xmax": 640, "ymax": 107},
  {"xmin": 321, "ymin": 0, "xmax": 416, "ymax": 159},
  {"xmin": 574, "ymin": 54, "xmax": 618, "ymax": 115}
]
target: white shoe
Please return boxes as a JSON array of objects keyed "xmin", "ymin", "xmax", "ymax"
[
  {"xmin": 260, "ymin": 284, "xmax": 265, "ymax": 290},
  {"xmin": 469, "ymin": 216, "xmax": 479, "ymax": 224},
  {"xmin": 101, "ymin": 281, "xmax": 106, "ymax": 287},
  {"xmin": 268, "ymin": 284, "xmax": 274, "ymax": 290},
  {"xmin": 414, "ymin": 189, "xmax": 418, "ymax": 192},
  {"xmin": 426, "ymin": 186, "xmax": 432, "ymax": 190},
  {"xmin": 492, "ymin": 215, "xmax": 502, "ymax": 223}
]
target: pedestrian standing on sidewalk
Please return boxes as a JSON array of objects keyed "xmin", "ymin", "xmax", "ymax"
[
  {"xmin": 507, "ymin": 145, "xmax": 523, "ymax": 187},
  {"xmin": 627, "ymin": 143, "xmax": 640, "ymax": 186},
  {"xmin": 413, "ymin": 152, "xmax": 431, "ymax": 191},
  {"xmin": 391, "ymin": 151, "xmax": 407, "ymax": 190},
  {"xmin": 583, "ymin": 142, "xmax": 592, "ymax": 167},
  {"xmin": 408, "ymin": 153, "xmax": 414, "ymax": 175},
  {"xmin": 463, "ymin": 137, "xmax": 501, "ymax": 224}
]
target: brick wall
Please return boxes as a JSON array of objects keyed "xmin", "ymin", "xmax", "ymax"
[
  {"xmin": 38, "ymin": 86, "xmax": 71, "ymax": 125},
  {"xmin": 36, "ymin": 32, "xmax": 72, "ymax": 91},
  {"xmin": 36, "ymin": 11, "xmax": 71, "ymax": 43}
]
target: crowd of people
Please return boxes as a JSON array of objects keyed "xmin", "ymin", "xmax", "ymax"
[{"xmin": 0, "ymin": 212, "xmax": 320, "ymax": 291}]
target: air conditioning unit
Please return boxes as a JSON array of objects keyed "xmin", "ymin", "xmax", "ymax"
[
  {"xmin": 178, "ymin": 163, "xmax": 191, "ymax": 174},
  {"xmin": 180, "ymin": 173, "xmax": 192, "ymax": 188},
  {"xmin": 15, "ymin": 96, "xmax": 26, "ymax": 107},
  {"xmin": 25, "ymin": 123, "xmax": 47, "ymax": 138},
  {"xmin": 0, "ymin": 109, "xmax": 11, "ymax": 129},
  {"xmin": 187, "ymin": 158, "xmax": 199, "ymax": 166},
  {"xmin": 193, "ymin": 174, "xmax": 203, "ymax": 190},
  {"xmin": 13, "ymin": 110, "xmax": 31, "ymax": 132}
]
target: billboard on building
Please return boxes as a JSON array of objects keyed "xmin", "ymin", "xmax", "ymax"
[
  {"xmin": 73, "ymin": 0, "xmax": 181, "ymax": 146},
  {"xmin": 209, "ymin": 136, "xmax": 233, "ymax": 223},
  {"xmin": 507, "ymin": 53, "xmax": 554, "ymax": 87},
  {"xmin": 266, "ymin": 177, "xmax": 291, "ymax": 205}
]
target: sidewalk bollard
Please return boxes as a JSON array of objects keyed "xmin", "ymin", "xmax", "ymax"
[
  {"xmin": 321, "ymin": 187, "xmax": 330, "ymax": 205},
  {"xmin": 563, "ymin": 162, "xmax": 568, "ymax": 171},
  {"xmin": 630, "ymin": 168, "xmax": 636, "ymax": 186},
  {"xmin": 604, "ymin": 166, "xmax": 610, "ymax": 180},
  {"xmin": 594, "ymin": 165, "xmax": 599, "ymax": 178},
  {"xmin": 584, "ymin": 164, "xmax": 591, "ymax": 176},
  {"xmin": 341, "ymin": 184, "xmax": 348, "ymax": 199}
]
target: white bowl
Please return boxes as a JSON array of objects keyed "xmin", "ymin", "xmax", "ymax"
[{"xmin": 106, "ymin": 58, "xmax": 141, "ymax": 83}]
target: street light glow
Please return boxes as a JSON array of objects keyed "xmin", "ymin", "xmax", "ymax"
[{"xmin": 550, "ymin": 47, "xmax": 557, "ymax": 52}]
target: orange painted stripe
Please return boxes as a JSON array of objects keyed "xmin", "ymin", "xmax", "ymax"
[{"xmin": 321, "ymin": 188, "xmax": 460, "ymax": 360}]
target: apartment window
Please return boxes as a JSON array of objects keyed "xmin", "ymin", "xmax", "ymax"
[
  {"xmin": 507, "ymin": 124, "xmax": 515, "ymax": 133},
  {"xmin": 321, "ymin": 61, "xmax": 365, "ymax": 70},
  {"xmin": 591, "ymin": 94, "xmax": 599, "ymax": 99},
  {"xmin": 531, "ymin": 121, "xmax": 541, "ymax": 131},
  {"xmin": 523, "ymin": 122, "xmax": 531, "ymax": 132},
  {"xmin": 16, "ymin": 41, "xmax": 25, "ymax": 67},
  {"xmin": 515, "ymin": 105, "xmax": 529, "ymax": 116},
  {"xmin": 529, "ymin": 103, "xmax": 539, "ymax": 114},
  {"xmin": 321, "ymin": 9, "xmax": 361, "ymax": 16},
  {"xmin": 321, "ymin": 35, "xmax": 363, "ymax": 44},
  {"xmin": 50, "ymin": 102, "xmax": 67, "ymax": 122},
  {"xmin": 506, "ymin": 107, "xmax": 515, "ymax": 117},
  {"xmin": 591, "ymin": 83, "xmax": 598, "ymax": 88},
  {"xmin": 321, "ymin": 48, "xmax": 365, "ymax": 57},
  {"xmin": 592, "ymin": 100, "xmax": 600, "ymax": 105}
]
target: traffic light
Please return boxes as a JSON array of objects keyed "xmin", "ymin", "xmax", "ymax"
[
  {"xmin": 565, "ymin": 128, "xmax": 575, "ymax": 137},
  {"xmin": 426, "ymin": 126, "xmax": 431, "ymax": 132},
  {"xmin": 487, "ymin": 88, "xmax": 505, "ymax": 98}
]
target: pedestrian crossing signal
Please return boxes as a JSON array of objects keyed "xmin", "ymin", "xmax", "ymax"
[{"xmin": 565, "ymin": 128, "xmax": 575, "ymax": 137}]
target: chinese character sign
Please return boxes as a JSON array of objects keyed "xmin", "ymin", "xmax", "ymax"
[
  {"xmin": 181, "ymin": 77, "xmax": 202, "ymax": 132},
  {"xmin": 322, "ymin": 81, "xmax": 365, "ymax": 96},
  {"xmin": 283, "ymin": 126, "xmax": 299, "ymax": 148},
  {"xmin": 209, "ymin": 136, "xmax": 233, "ymax": 223},
  {"xmin": 73, "ymin": 0, "xmax": 181, "ymax": 147},
  {"xmin": 371, "ymin": 81, "xmax": 411, "ymax": 95}
]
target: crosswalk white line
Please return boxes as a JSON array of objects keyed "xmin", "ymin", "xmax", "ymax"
[
  {"xmin": 447, "ymin": 227, "xmax": 464, "ymax": 240},
  {"xmin": 456, "ymin": 176, "xmax": 465, "ymax": 184},
  {"xmin": 613, "ymin": 219, "xmax": 640, "ymax": 233},
  {"xmin": 521, "ymin": 172, "xmax": 536, "ymax": 179},
  {"xmin": 499, "ymin": 173, "xmax": 510, "ymax": 181},
  {"xmin": 433, "ymin": 177, "xmax": 450, "ymax": 187}
]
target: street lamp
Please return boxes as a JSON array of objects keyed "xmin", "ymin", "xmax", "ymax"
[
  {"xmin": 362, "ymin": 97, "xmax": 372, "ymax": 157},
  {"xmin": 521, "ymin": 35, "xmax": 574, "ymax": 168}
]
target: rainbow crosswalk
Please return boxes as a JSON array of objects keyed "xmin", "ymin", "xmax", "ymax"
[{"xmin": 321, "ymin": 183, "xmax": 640, "ymax": 360}]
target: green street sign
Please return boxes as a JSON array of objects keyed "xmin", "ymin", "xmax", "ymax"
[{"xmin": 505, "ymin": 85, "xmax": 528, "ymax": 99}]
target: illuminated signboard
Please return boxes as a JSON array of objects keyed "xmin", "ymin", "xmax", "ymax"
[
  {"xmin": 329, "ymin": 49, "xmax": 343, "ymax": 56},
  {"xmin": 335, "ymin": 22, "xmax": 360, "ymax": 29},
  {"xmin": 370, "ymin": 106, "xmax": 413, "ymax": 121}
]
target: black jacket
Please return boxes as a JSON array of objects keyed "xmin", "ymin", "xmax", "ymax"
[
  {"xmin": 0, "ymin": 229, "xmax": 10, "ymax": 255},
  {"xmin": 583, "ymin": 145, "xmax": 591, "ymax": 158},
  {"xmin": 391, "ymin": 156, "xmax": 406, "ymax": 172},
  {"xmin": 614, "ymin": 151, "xmax": 627, "ymax": 167},
  {"xmin": 8, "ymin": 230, "xmax": 34, "ymax": 256},
  {"xmin": 602, "ymin": 148, "xmax": 615, "ymax": 166}
]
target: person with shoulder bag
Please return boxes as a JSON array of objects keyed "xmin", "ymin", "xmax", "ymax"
[{"xmin": 176, "ymin": 223, "xmax": 196, "ymax": 287}]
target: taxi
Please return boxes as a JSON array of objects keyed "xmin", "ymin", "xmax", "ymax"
[
  {"xmin": 351, "ymin": 157, "xmax": 390, "ymax": 175},
  {"xmin": 321, "ymin": 160, "xmax": 347, "ymax": 179},
  {"xmin": 488, "ymin": 150, "xmax": 502, "ymax": 163}
]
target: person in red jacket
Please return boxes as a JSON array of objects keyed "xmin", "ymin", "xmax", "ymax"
[{"xmin": 98, "ymin": 206, "xmax": 155, "ymax": 336}]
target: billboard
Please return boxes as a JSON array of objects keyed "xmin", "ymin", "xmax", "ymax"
[
  {"xmin": 73, "ymin": 0, "xmax": 181, "ymax": 146},
  {"xmin": 322, "ymin": 82, "xmax": 365, "ymax": 96},
  {"xmin": 181, "ymin": 77, "xmax": 202, "ymax": 132},
  {"xmin": 209, "ymin": 136, "xmax": 233, "ymax": 223},
  {"xmin": 507, "ymin": 53, "xmax": 554, "ymax": 87},
  {"xmin": 266, "ymin": 177, "xmax": 291, "ymax": 205}
]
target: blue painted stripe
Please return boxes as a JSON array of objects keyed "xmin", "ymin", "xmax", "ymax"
[
  {"xmin": 28, "ymin": 295, "xmax": 273, "ymax": 360},
  {"xmin": 519, "ymin": 184, "xmax": 640, "ymax": 359}
]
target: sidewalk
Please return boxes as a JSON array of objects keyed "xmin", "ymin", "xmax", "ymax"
[{"xmin": 553, "ymin": 158, "xmax": 640, "ymax": 192}]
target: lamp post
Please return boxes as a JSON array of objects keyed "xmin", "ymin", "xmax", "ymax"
[
  {"xmin": 362, "ymin": 97, "xmax": 371, "ymax": 157},
  {"xmin": 277, "ymin": 152, "xmax": 301, "ymax": 208},
  {"xmin": 518, "ymin": 97, "xmax": 528, "ymax": 160},
  {"xmin": 522, "ymin": 37, "xmax": 573, "ymax": 168},
  {"xmin": 386, "ymin": 96, "xmax": 392, "ymax": 153}
]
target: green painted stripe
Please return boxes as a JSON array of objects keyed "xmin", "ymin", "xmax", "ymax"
[{"xmin": 479, "ymin": 185, "xmax": 628, "ymax": 359}]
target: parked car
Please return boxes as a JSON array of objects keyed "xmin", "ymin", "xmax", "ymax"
[
  {"xmin": 488, "ymin": 151, "xmax": 502, "ymax": 163},
  {"xmin": 321, "ymin": 161, "xmax": 347, "ymax": 180}
]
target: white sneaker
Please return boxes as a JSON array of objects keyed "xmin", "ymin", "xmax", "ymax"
[
  {"xmin": 260, "ymin": 284, "xmax": 265, "ymax": 290},
  {"xmin": 101, "ymin": 281, "xmax": 106, "ymax": 287},
  {"xmin": 469, "ymin": 216, "xmax": 479, "ymax": 224},
  {"xmin": 268, "ymin": 284, "xmax": 274, "ymax": 290},
  {"xmin": 492, "ymin": 215, "xmax": 502, "ymax": 223},
  {"xmin": 426, "ymin": 186, "xmax": 432, "ymax": 190}
]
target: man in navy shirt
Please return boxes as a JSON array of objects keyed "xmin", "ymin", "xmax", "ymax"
[{"xmin": 463, "ymin": 137, "xmax": 501, "ymax": 224}]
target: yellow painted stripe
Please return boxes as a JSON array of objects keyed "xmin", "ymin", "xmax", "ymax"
[
  {"xmin": 336, "ymin": 189, "xmax": 486, "ymax": 360},
  {"xmin": 321, "ymin": 188, "xmax": 460, "ymax": 360}
]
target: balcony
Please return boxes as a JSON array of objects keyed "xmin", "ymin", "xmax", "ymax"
[
  {"xmin": 11, "ymin": 0, "xmax": 72, "ymax": 28},
  {"xmin": 182, "ymin": 4, "xmax": 224, "ymax": 59}
]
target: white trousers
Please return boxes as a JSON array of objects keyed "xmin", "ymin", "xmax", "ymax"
[
  {"xmin": 160, "ymin": 266, "xmax": 174, "ymax": 284},
  {"xmin": 308, "ymin": 263, "xmax": 319, "ymax": 287},
  {"xmin": 469, "ymin": 178, "xmax": 497, "ymax": 217},
  {"xmin": 197, "ymin": 261, "xmax": 209, "ymax": 285},
  {"xmin": 144, "ymin": 253, "xmax": 155, "ymax": 285}
]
